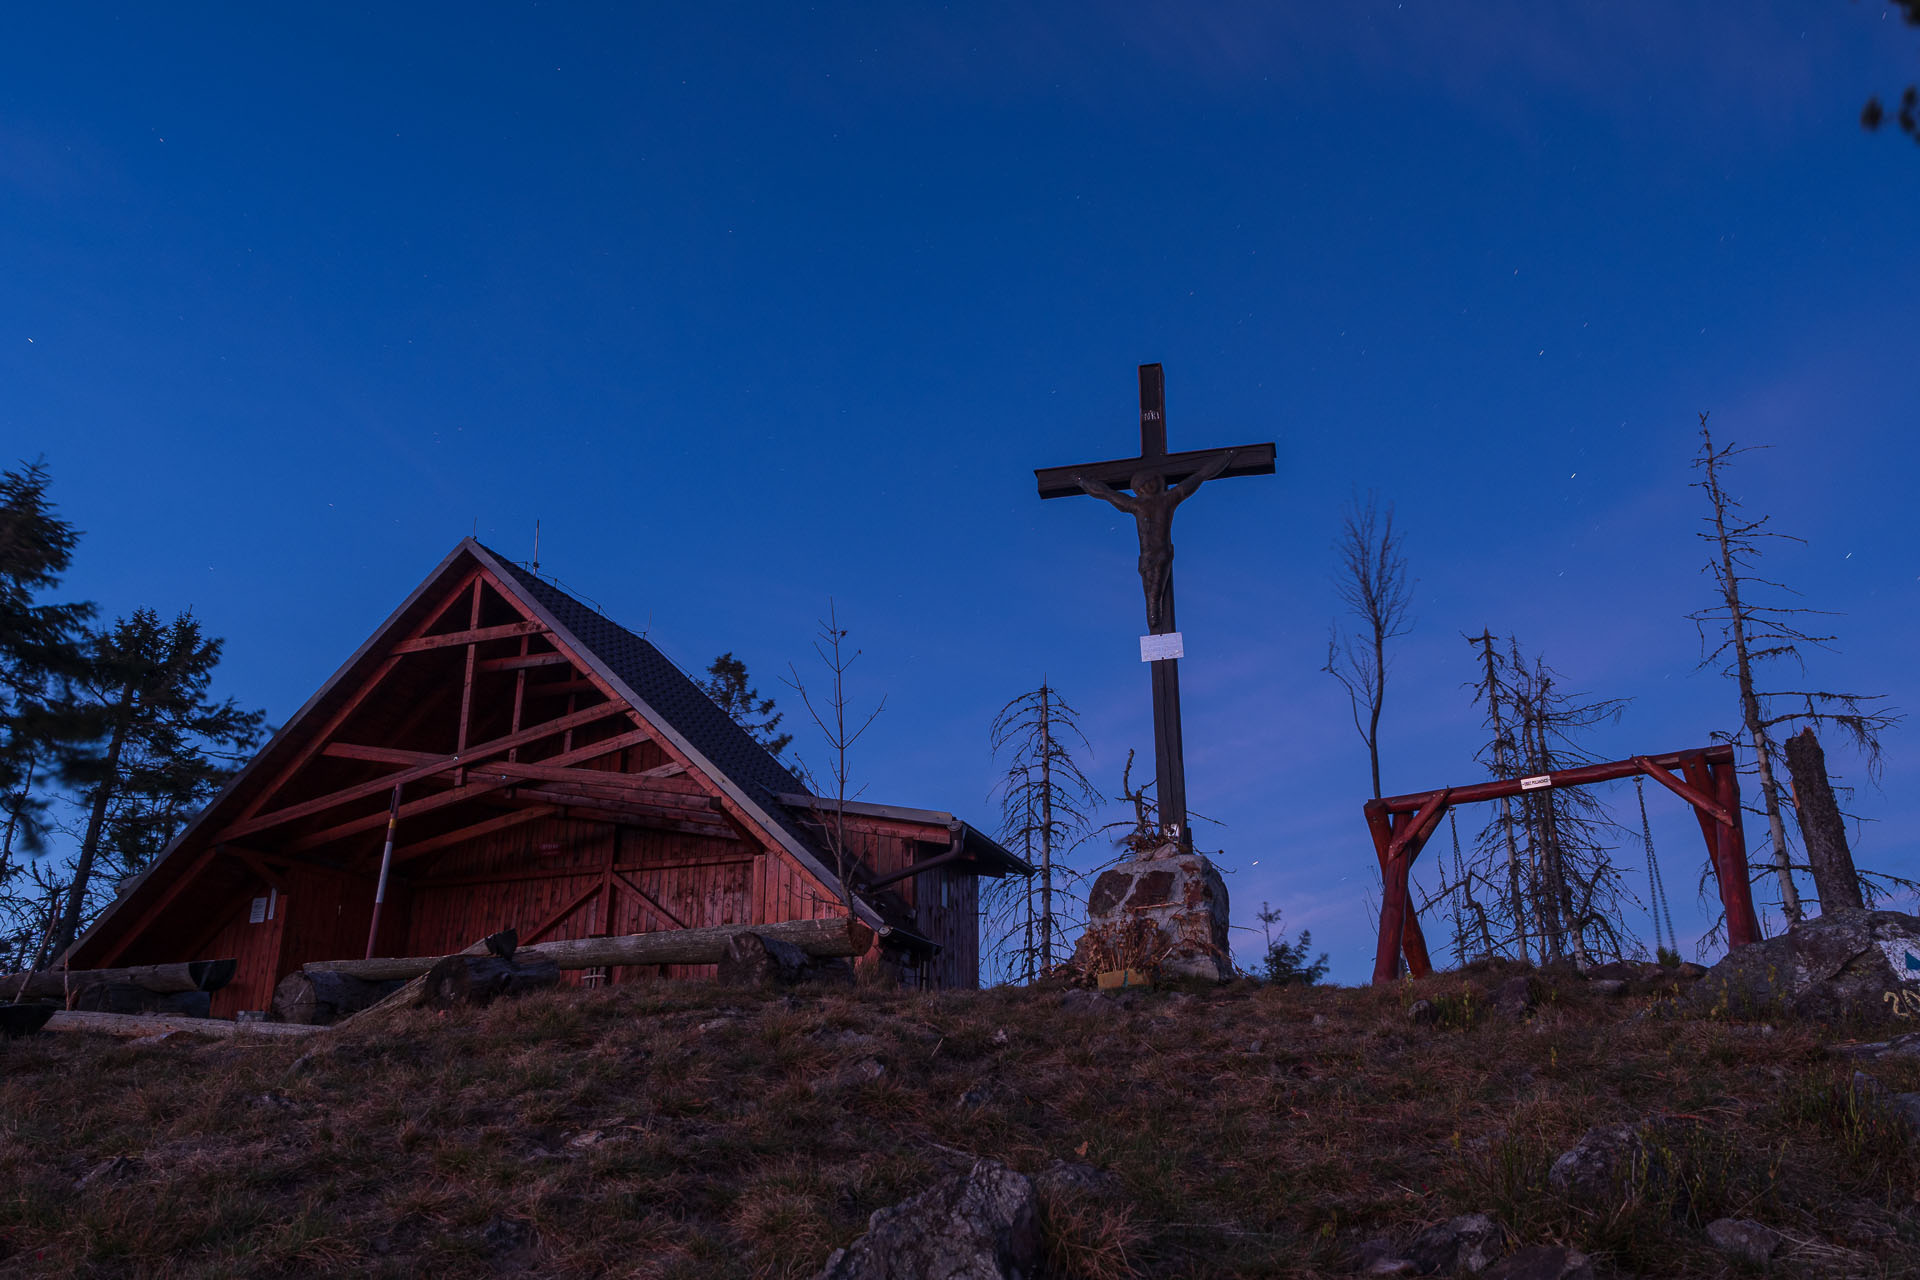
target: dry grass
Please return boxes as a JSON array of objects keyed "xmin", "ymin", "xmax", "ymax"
[{"xmin": 1, "ymin": 971, "xmax": 1917, "ymax": 1277}]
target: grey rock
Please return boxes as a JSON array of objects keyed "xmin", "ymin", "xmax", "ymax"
[
  {"xmin": 813, "ymin": 1057, "xmax": 886, "ymax": 1095},
  {"xmin": 1587, "ymin": 979, "xmax": 1627, "ymax": 999},
  {"xmin": 1481, "ymin": 1245, "xmax": 1593, "ymax": 1280},
  {"xmin": 1705, "ymin": 1218, "xmax": 1781, "ymax": 1265},
  {"xmin": 1364, "ymin": 1260, "xmax": 1416, "ymax": 1277},
  {"xmin": 1831, "ymin": 1030, "xmax": 1920, "ymax": 1061},
  {"xmin": 1032, "ymin": 1160, "xmax": 1117, "ymax": 1200},
  {"xmin": 1685, "ymin": 908, "xmax": 1920, "ymax": 1022},
  {"xmin": 1352, "ymin": 1236, "xmax": 1402, "ymax": 1271},
  {"xmin": 1848, "ymin": 1071, "xmax": 1920, "ymax": 1138},
  {"xmin": 956, "ymin": 1084, "xmax": 994, "ymax": 1111},
  {"xmin": 1547, "ymin": 1125, "xmax": 1654, "ymax": 1203},
  {"xmin": 1490, "ymin": 976, "xmax": 1535, "ymax": 1020},
  {"xmin": 483, "ymin": 1215, "xmax": 533, "ymax": 1252},
  {"xmin": 1058, "ymin": 989, "xmax": 1128, "ymax": 1015},
  {"xmin": 719, "ymin": 931, "xmax": 815, "ymax": 986},
  {"xmin": 1406, "ymin": 1214, "xmax": 1506, "ymax": 1275},
  {"xmin": 73, "ymin": 1155, "xmax": 142, "ymax": 1191},
  {"xmin": 1408, "ymin": 999, "xmax": 1439, "ymax": 1026},
  {"xmin": 817, "ymin": 1158, "xmax": 1040, "ymax": 1280}
]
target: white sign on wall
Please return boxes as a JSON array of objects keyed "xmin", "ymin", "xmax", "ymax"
[{"xmin": 1139, "ymin": 632, "xmax": 1185, "ymax": 662}]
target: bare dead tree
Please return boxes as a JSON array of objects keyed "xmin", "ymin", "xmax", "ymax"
[
  {"xmin": 984, "ymin": 683, "xmax": 1100, "ymax": 980},
  {"xmin": 1689, "ymin": 414, "xmax": 1900, "ymax": 923},
  {"xmin": 781, "ymin": 600, "xmax": 885, "ymax": 913},
  {"xmin": 1323, "ymin": 493, "xmax": 1416, "ymax": 801},
  {"xmin": 1440, "ymin": 636, "xmax": 1635, "ymax": 964}
]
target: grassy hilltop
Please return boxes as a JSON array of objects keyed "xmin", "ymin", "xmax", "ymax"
[{"xmin": 1, "ymin": 972, "xmax": 1917, "ymax": 1278}]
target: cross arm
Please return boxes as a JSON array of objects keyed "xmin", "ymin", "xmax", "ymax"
[{"xmin": 1035, "ymin": 442, "xmax": 1275, "ymax": 500}]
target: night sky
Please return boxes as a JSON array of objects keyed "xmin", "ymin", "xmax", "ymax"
[{"xmin": 6, "ymin": 4, "xmax": 1917, "ymax": 981}]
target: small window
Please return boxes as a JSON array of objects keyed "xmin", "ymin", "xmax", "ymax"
[
  {"xmin": 939, "ymin": 875, "xmax": 950, "ymax": 910},
  {"xmin": 248, "ymin": 896, "xmax": 268, "ymax": 924}
]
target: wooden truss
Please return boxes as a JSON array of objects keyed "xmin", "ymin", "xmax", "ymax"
[
  {"xmin": 99, "ymin": 566, "xmax": 773, "ymax": 967},
  {"xmin": 1366, "ymin": 743, "xmax": 1760, "ymax": 985}
]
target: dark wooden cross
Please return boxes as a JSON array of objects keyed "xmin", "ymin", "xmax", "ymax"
[{"xmin": 1034, "ymin": 364, "xmax": 1274, "ymax": 845}]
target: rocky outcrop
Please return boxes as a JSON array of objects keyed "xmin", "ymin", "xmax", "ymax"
[
  {"xmin": 1705, "ymin": 1218, "xmax": 1781, "ymax": 1265},
  {"xmin": 1685, "ymin": 909, "xmax": 1920, "ymax": 1022},
  {"xmin": 816, "ymin": 1158, "xmax": 1040, "ymax": 1280},
  {"xmin": 1071, "ymin": 844, "xmax": 1232, "ymax": 982}
]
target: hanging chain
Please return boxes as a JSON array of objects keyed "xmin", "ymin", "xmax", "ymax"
[
  {"xmin": 1448, "ymin": 808, "xmax": 1466, "ymax": 968},
  {"xmin": 1637, "ymin": 774, "xmax": 1678, "ymax": 956}
]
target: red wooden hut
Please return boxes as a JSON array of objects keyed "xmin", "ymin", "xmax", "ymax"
[{"xmin": 62, "ymin": 540, "xmax": 1027, "ymax": 1014}]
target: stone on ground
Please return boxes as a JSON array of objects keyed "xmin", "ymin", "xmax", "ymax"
[
  {"xmin": 1481, "ymin": 1244, "xmax": 1593, "ymax": 1280},
  {"xmin": 718, "ymin": 931, "xmax": 815, "ymax": 986},
  {"xmin": 816, "ymin": 1158, "xmax": 1040, "ymax": 1280},
  {"xmin": 1547, "ymin": 1124, "xmax": 1657, "ymax": 1203},
  {"xmin": 1406, "ymin": 1213, "xmax": 1507, "ymax": 1275},
  {"xmin": 1705, "ymin": 1217, "xmax": 1782, "ymax": 1265}
]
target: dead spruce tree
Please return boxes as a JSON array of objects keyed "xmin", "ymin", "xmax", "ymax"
[
  {"xmin": 1323, "ymin": 492, "xmax": 1415, "ymax": 802},
  {"xmin": 782, "ymin": 600, "xmax": 885, "ymax": 914},
  {"xmin": 983, "ymin": 683, "xmax": 1100, "ymax": 981},
  {"xmin": 1689, "ymin": 414, "xmax": 1900, "ymax": 921},
  {"xmin": 1448, "ymin": 634, "xmax": 1633, "ymax": 965}
]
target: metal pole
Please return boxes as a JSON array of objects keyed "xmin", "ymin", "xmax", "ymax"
[{"xmin": 364, "ymin": 784, "xmax": 403, "ymax": 960}]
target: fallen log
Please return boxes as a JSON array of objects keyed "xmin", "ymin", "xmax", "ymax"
[
  {"xmin": 271, "ymin": 971, "xmax": 404, "ymax": 1026},
  {"xmin": 0, "ymin": 959, "xmax": 238, "ymax": 1003},
  {"xmin": 418, "ymin": 954, "xmax": 561, "ymax": 1010},
  {"xmin": 70, "ymin": 986, "xmax": 212, "ymax": 1018},
  {"xmin": 42, "ymin": 1010, "xmax": 324, "ymax": 1039},
  {"xmin": 305, "ymin": 917, "xmax": 873, "ymax": 982},
  {"xmin": 334, "ymin": 936, "xmax": 496, "ymax": 1030}
]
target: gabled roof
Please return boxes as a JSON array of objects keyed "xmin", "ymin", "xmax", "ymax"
[
  {"xmin": 67, "ymin": 538, "xmax": 1021, "ymax": 966},
  {"xmin": 468, "ymin": 541, "xmax": 889, "ymax": 930}
]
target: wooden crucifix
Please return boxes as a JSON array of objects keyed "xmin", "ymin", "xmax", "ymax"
[{"xmin": 1035, "ymin": 364, "xmax": 1274, "ymax": 845}]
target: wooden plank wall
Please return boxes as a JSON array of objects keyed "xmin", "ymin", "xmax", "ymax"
[
  {"xmin": 203, "ymin": 892, "xmax": 287, "ymax": 1018},
  {"xmin": 403, "ymin": 814, "xmax": 760, "ymax": 984}
]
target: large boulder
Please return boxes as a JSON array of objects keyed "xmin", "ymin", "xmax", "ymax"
[
  {"xmin": 1071, "ymin": 844, "xmax": 1232, "ymax": 982},
  {"xmin": 718, "ymin": 931, "xmax": 814, "ymax": 986},
  {"xmin": 1685, "ymin": 909, "xmax": 1920, "ymax": 1022},
  {"xmin": 817, "ymin": 1159, "xmax": 1041, "ymax": 1280}
]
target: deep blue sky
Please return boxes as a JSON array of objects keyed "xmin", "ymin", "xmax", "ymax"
[{"xmin": 6, "ymin": 4, "xmax": 1918, "ymax": 981}]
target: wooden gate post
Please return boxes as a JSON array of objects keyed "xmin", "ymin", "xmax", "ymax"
[
  {"xmin": 1712, "ymin": 759, "xmax": 1761, "ymax": 948},
  {"xmin": 1368, "ymin": 796, "xmax": 1445, "ymax": 984}
]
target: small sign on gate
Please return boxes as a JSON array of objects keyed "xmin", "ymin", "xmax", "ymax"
[{"xmin": 1520, "ymin": 774, "xmax": 1553, "ymax": 791}]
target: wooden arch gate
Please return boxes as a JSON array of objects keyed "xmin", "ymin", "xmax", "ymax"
[{"xmin": 1366, "ymin": 743, "xmax": 1761, "ymax": 985}]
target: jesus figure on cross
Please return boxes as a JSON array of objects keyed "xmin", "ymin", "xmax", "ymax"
[{"xmin": 1073, "ymin": 452, "xmax": 1237, "ymax": 632}]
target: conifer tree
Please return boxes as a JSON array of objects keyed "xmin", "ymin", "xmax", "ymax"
[
  {"xmin": 984, "ymin": 683, "xmax": 1100, "ymax": 981},
  {"xmin": 0, "ymin": 462, "xmax": 93, "ymax": 891},
  {"xmin": 42, "ymin": 609, "xmax": 263, "ymax": 962},
  {"xmin": 701, "ymin": 651, "xmax": 792, "ymax": 758}
]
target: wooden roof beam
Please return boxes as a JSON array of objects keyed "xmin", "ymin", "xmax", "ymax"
[
  {"xmin": 218, "ymin": 702, "xmax": 632, "ymax": 842},
  {"xmin": 390, "ymin": 620, "xmax": 547, "ymax": 655},
  {"xmin": 286, "ymin": 728, "xmax": 654, "ymax": 851}
]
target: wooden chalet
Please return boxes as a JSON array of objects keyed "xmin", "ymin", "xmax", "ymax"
[{"xmin": 63, "ymin": 540, "xmax": 1027, "ymax": 1014}]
